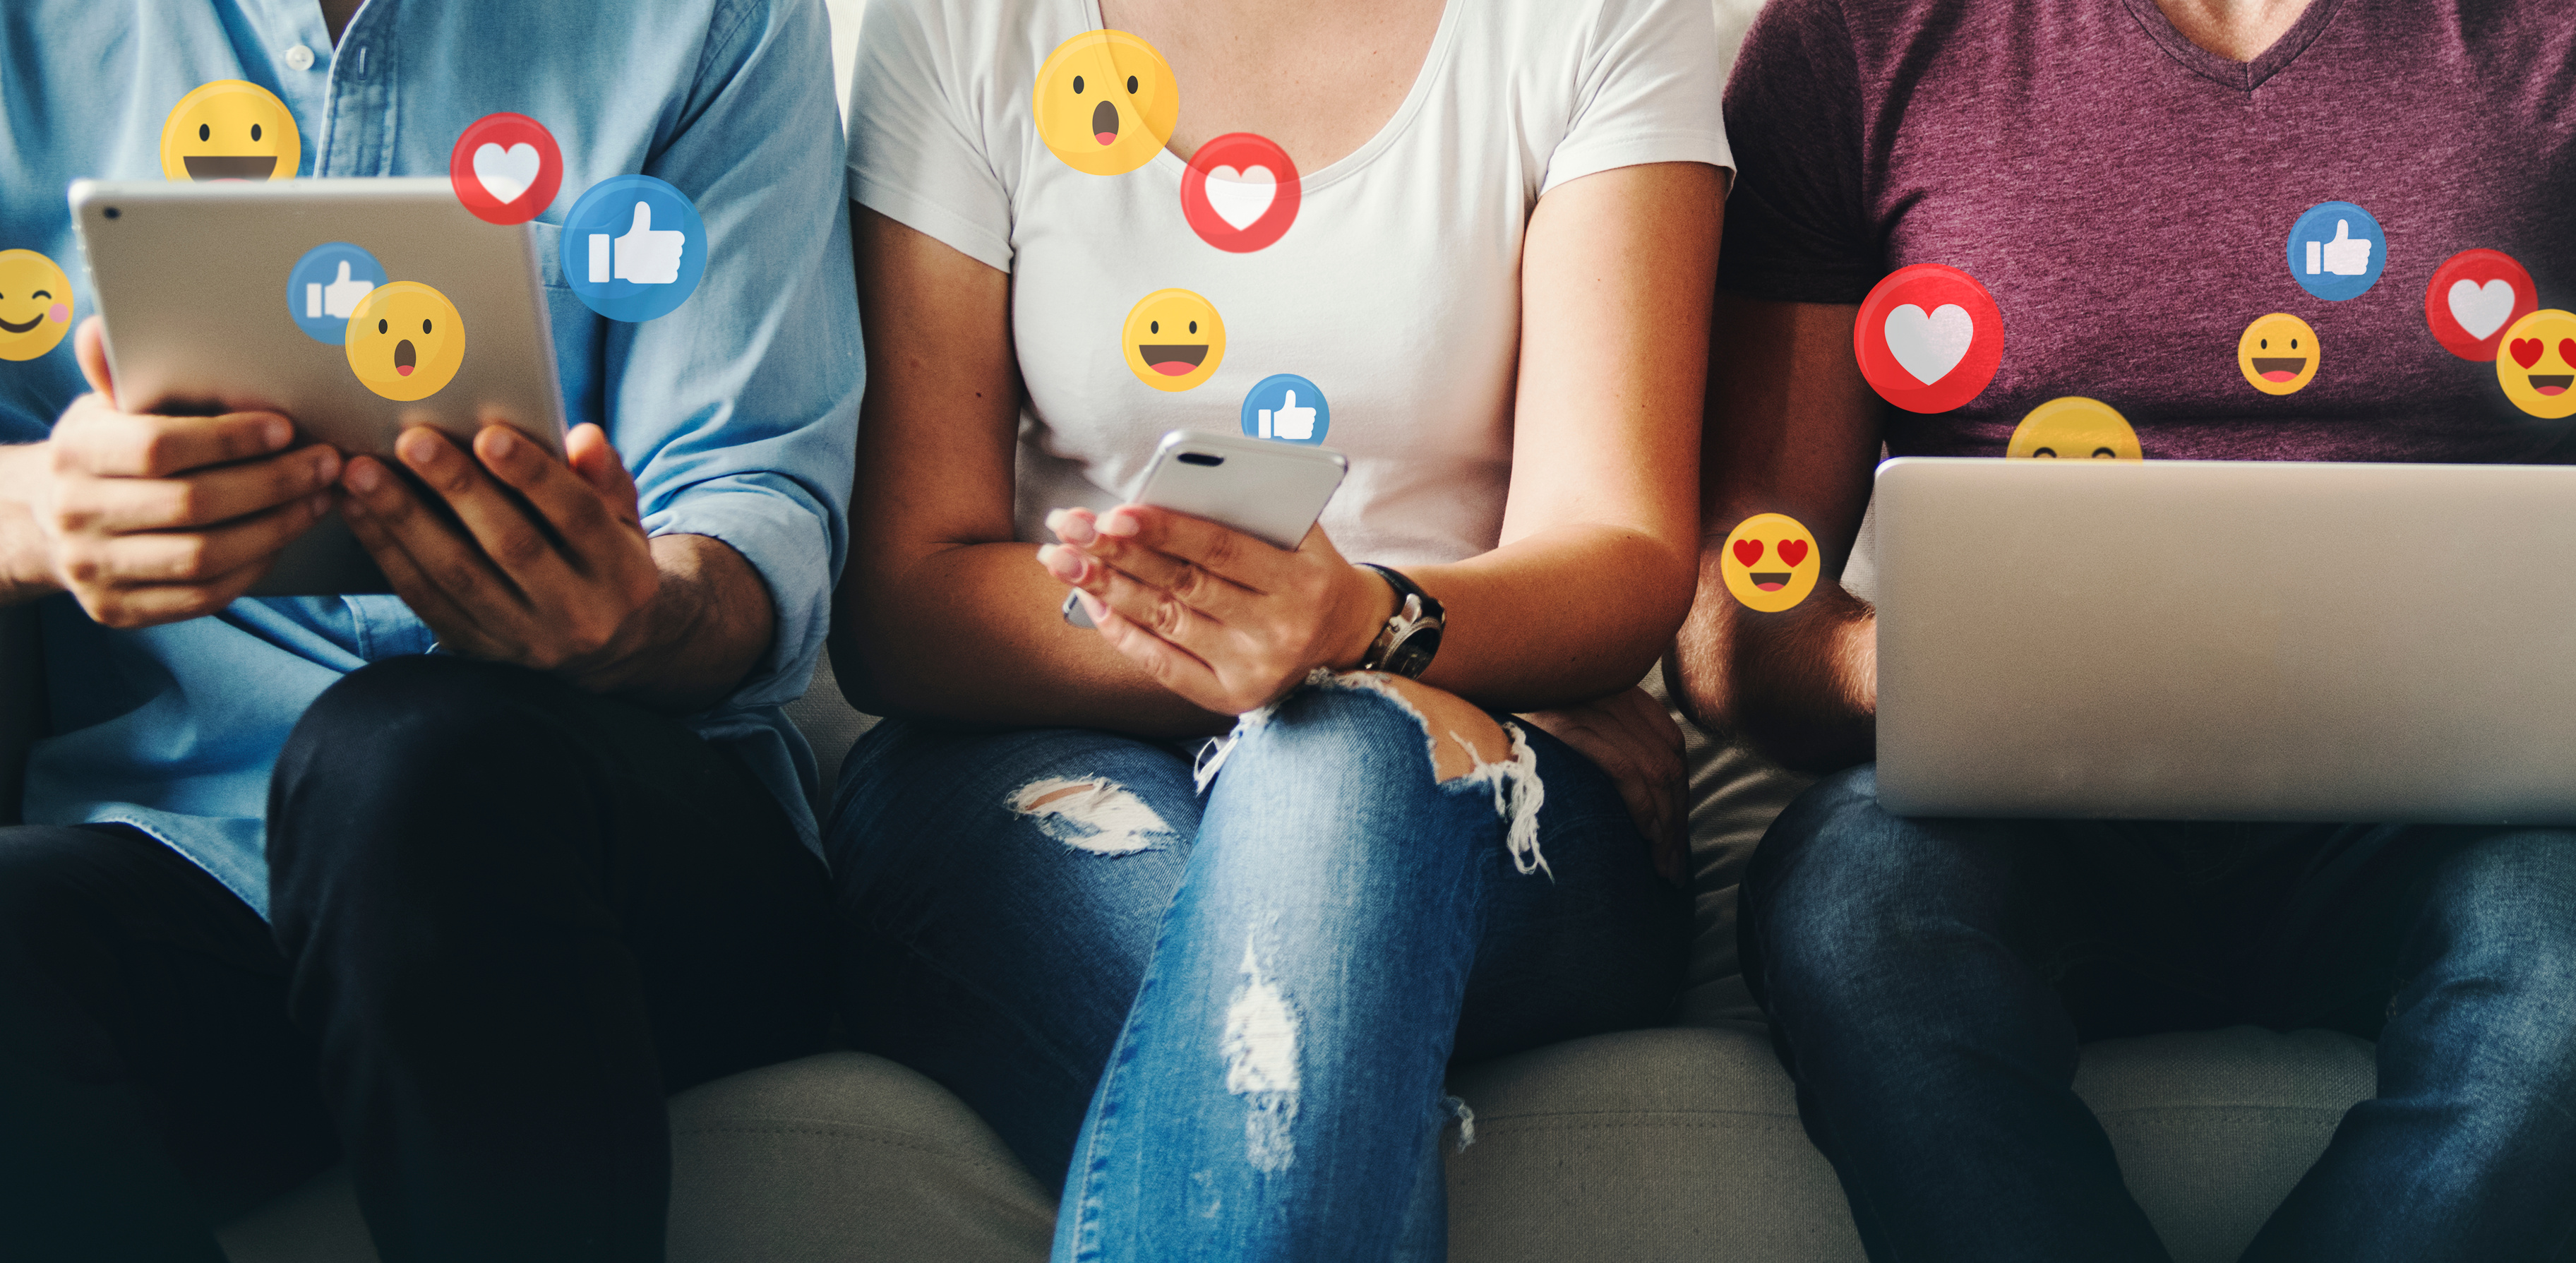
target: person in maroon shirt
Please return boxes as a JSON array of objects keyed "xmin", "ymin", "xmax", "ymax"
[{"xmin": 1671, "ymin": 0, "xmax": 2576, "ymax": 1258}]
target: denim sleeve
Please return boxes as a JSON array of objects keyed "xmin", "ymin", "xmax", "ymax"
[{"xmin": 619, "ymin": 0, "xmax": 863, "ymax": 713}]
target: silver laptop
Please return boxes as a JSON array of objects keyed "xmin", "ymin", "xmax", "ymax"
[{"xmin": 1873, "ymin": 457, "xmax": 2576, "ymax": 825}]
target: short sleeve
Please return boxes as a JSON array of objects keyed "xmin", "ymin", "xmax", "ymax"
[
  {"xmin": 1713, "ymin": 0, "xmax": 1878, "ymax": 304},
  {"xmin": 1540, "ymin": 0, "xmax": 1736, "ymax": 196},
  {"xmin": 844, "ymin": 0, "xmax": 1015, "ymax": 271}
]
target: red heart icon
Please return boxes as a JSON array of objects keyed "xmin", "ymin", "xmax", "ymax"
[
  {"xmin": 2510, "ymin": 337, "xmax": 2545, "ymax": 369},
  {"xmin": 1778, "ymin": 539, "xmax": 1810, "ymax": 567},
  {"xmin": 2561, "ymin": 338, "xmax": 2576, "ymax": 366},
  {"xmin": 1732, "ymin": 538, "xmax": 1765, "ymax": 568}
]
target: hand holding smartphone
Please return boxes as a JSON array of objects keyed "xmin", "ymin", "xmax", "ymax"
[{"xmin": 1060, "ymin": 430, "xmax": 1348, "ymax": 626}]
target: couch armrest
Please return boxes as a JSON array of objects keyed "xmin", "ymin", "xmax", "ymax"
[{"xmin": 0, "ymin": 602, "xmax": 43, "ymax": 827}]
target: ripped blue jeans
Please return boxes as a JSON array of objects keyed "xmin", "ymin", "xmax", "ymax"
[{"xmin": 826, "ymin": 674, "xmax": 1688, "ymax": 1262}]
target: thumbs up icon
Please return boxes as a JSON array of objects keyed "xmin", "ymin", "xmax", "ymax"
[
  {"xmin": 306, "ymin": 260, "xmax": 376, "ymax": 320},
  {"xmin": 2308, "ymin": 219, "xmax": 2374, "ymax": 277},
  {"xmin": 1269, "ymin": 389, "xmax": 1317, "ymax": 441},
  {"xmin": 589, "ymin": 201, "xmax": 685, "ymax": 285}
]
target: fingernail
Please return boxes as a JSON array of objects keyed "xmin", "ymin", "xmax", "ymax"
[
  {"xmin": 308, "ymin": 492, "xmax": 333, "ymax": 515},
  {"xmin": 312, "ymin": 448, "xmax": 342, "ymax": 484},
  {"xmin": 264, "ymin": 417, "xmax": 293, "ymax": 450},
  {"xmin": 484, "ymin": 428, "xmax": 518, "ymax": 458},
  {"xmin": 345, "ymin": 460, "xmax": 383, "ymax": 494},
  {"xmin": 397, "ymin": 430, "xmax": 441, "ymax": 466},
  {"xmin": 1037, "ymin": 545, "xmax": 1084, "ymax": 582},
  {"xmin": 1098, "ymin": 509, "xmax": 1139, "ymax": 537},
  {"xmin": 1057, "ymin": 512, "xmax": 1097, "ymax": 544},
  {"xmin": 1077, "ymin": 589, "xmax": 1107, "ymax": 621}
]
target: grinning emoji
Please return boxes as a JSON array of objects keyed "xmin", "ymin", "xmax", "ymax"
[
  {"xmin": 2236, "ymin": 313, "xmax": 2320, "ymax": 396},
  {"xmin": 160, "ymin": 80, "xmax": 301, "ymax": 182},
  {"xmin": 345, "ymin": 282, "xmax": 465, "ymax": 402},
  {"xmin": 2008, "ymin": 397, "xmax": 2141, "ymax": 460},
  {"xmin": 0, "ymin": 249, "xmax": 74, "ymax": 362},
  {"xmin": 1120, "ymin": 289, "xmax": 1225, "ymax": 392},
  {"xmin": 2498, "ymin": 309, "xmax": 2576, "ymax": 421},
  {"xmin": 1031, "ymin": 30, "xmax": 1179, "ymax": 176},
  {"xmin": 1719, "ymin": 513, "xmax": 1821, "ymax": 613}
]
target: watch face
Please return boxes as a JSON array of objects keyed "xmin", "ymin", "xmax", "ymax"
[{"xmin": 1386, "ymin": 624, "xmax": 1443, "ymax": 677}]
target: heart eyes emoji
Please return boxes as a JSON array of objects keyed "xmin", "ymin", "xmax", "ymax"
[{"xmin": 1719, "ymin": 515, "xmax": 1822, "ymax": 613}]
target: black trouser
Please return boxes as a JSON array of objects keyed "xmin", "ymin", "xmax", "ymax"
[{"xmin": 0, "ymin": 655, "xmax": 832, "ymax": 1263}]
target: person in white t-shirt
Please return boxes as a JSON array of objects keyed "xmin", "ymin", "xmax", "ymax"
[{"xmin": 826, "ymin": 0, "xmax": 1728, "ymax": 1253}]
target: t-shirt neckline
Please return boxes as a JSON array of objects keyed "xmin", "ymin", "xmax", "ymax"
[
  {"xmin": 2116, "ymin": 0, "xmax": 2344, "ymax": 92},
  {"xmin": 1082, "ymin": 0, "xmax": 1466, "ymax": 196}
]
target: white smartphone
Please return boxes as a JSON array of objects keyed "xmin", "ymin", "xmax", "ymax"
[{"xmin": 1062, "ymin": 429, "xmax": 1348, "ymax": 627}]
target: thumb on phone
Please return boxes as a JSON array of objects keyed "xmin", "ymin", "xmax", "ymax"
[{"xmin": 73, "ymin": 316, "xmax": 115, "ymax": 406}]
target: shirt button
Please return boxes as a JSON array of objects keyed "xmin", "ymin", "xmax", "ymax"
[{"xmin": 284, "ymin": 44, "xmax": 316, "ymax": 71}]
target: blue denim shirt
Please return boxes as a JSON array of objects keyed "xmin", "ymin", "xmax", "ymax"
[{"xmin": 0, "ymin": 0, "xmax": 861, "ymax": 916}]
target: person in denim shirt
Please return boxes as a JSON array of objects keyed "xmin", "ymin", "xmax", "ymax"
[{"xmin": 0, "ymin": 1, "xmax": 858, "ymax": 1258}]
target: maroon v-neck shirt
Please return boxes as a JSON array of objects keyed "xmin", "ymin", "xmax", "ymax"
[{"xmin": 1718, "ymin": 0, "xmax": 2576, "ymax": 462}]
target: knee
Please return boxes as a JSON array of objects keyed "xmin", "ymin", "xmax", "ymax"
[
  {"xmin": 2414, "ymin": 835, "xmax": 2576, "ymax": 1091},
  {"xmin": 1746, "ymin": 769, "xmax": 1981, "ymax": 990},
  {"xmin": 1242, "ymin": 672, "xmax": 1512, "ymax": 785}
]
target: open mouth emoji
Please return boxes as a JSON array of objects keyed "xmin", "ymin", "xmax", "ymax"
[
  {"xmin": 1120, "ymin": 289, "xmax": 1225, "ymax": 392},
  {"xmin": 159, "ymin": 80, "xmax": 300, "ymax": 184},
  {"xmin": 2532, "ymin": 376, "xmax": 2572, "ymax": 397},
  {"xmin": 345, "ymin": 282, "xmax": 465, "ymax": 402},
  {"xmin": 1749, "ymin": 572, "xmax": 1790, "ymax": 591},
  {"xmin": 1032, "ymin": 31, "xmax": 1178, "ymax": 176},
  {"xmin": 2251, "ymin": 357, "xmax": 2307, "ymax": 383}
]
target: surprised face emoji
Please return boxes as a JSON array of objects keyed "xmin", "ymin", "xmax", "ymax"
[
  {"xmin": 345, "ymin": 282, "xmax": 465, "ymax": 402},
  {"xmin": 1720, "ymin": 513, "xmax": 1822, "ymax": 613},
  {"xmin": 1031, "ymin": 30, "xmax": 1180, "ymax": 176}
]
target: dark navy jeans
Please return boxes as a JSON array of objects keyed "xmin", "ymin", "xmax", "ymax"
[
  {"xmin": 1744, "ymin": 763, "xmax": 2576, "ymax": 1263},
  {"xmin": 828, "ymin": 676, "xmax": 1689, "ymax": 1262}
]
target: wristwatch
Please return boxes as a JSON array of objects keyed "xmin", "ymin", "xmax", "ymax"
[{"xmin": 1355, "ymin": 563, "xmax": 1444, "ymax": 678}]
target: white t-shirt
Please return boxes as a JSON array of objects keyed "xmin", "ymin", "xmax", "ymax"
[{"xmin": 844, "ymin": 0, "xmax": 1732, "ymax": 566}]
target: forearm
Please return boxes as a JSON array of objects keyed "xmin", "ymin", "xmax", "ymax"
[
  {"xmin": 1670, "ymin": 556, "xmax": 1876, "ymax": 772},
  {"xmin": 575, "ymin": 533, "xmax": 776, "ymax": 712},
  {"xmin": 0, "ymin": 445, "xmax": 64, "ymax": 607},
  {"xmin": 838, "ymin": 540, "xmax": 1229, "ymax": 736},
  {"xmin": 1405, "ymin": 523, "xmax": 1699, "ymax": 714}
]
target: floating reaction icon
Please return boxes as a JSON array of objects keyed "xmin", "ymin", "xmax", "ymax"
[
  {"xmin": 1122, "ymin": 289, "xmax": 1226, "ymax": 391},
  {"xmin": 2498, "ymin": 309, "xmax": 2576, "ymax": 421},
  {"xmin": 2424, "ymin": 249, "xmax": 2537, "ymax": 362},
  {"xmin": 1032, "ymin": 30, "xmax": 1180, "ymax": 176},
  {"xmin": 284, "ymin": 242, "xmax": 385, "ymax": 345},
  {"xmin": 2237, "ymin": 313, "xmax": 2320, "ymax": 396},
  {"xmin": 1719, "ymin": 513, "xmax": 1821, "ymax": 613},
  {"xmin": 563, "ymin": 175, "xmax": 707, "ymax": 322},
  {"xmin": 345, "ymin": 282, "xmax": 465, "ymax": 402},
  {"xmin": 2008, "ymin": 397, "xmax": 2140, "ymax": 460},
  {"xmin": 2284, "ymin": 201, "xmax": 2385, "ymax": 301},
  {"xmin": 160, "ymin": 80, "xmax": 300, "ymax": 181},
  {"xmin": 1240, "ymin": 374, "xmax": 1329, "ymax": 443},
  {"xmin": 0, "ymin": 249, "xmax": 75, "ymax": 362},
  {"xmin": 1182, "ymin": 133, "xmax": 1301, "ymax": 252},
  {"xmin": 1855, "ymin": 265, "xmax": 2005, "ymax": 413},
  {"xmin": 448, "ymin": 114, "xmax": 564, "ymax": 225}
]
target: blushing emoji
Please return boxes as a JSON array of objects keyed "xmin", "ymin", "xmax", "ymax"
[
  {"xmin": 2008, "ymin": 397, "xmax": 2140, "ymax": 460},
  {"xmin": 345, "ymin": 282, "xmax": 465, "ymax": 402},
  {"xmin": 1719, "ymin": 513, "xmax": 1821, "ymax": 613},
  {"xmin": 1121, "ymin": 289, "xmax": 1224, "ymax": 392},
  {"xmin": 2498, "ymin": 309, "xmax": 2576, "ymax": 421},
  {"xmin": 2236, "ymin": 313, "xmax": 2319, "ymax": 396},
  {"xmin": 0, "ymin": 249, "xmax": 74, "ymax": 362},
  {"xmin": 160, "ymin": 80, "xmax": 300, "ymax": 182},
  {"xmin": 1031, "ymin": 30, "xmax": 1178, "ymax": 176}
]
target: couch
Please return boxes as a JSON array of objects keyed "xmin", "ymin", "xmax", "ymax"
[{"xmin": 0, "ymin": 532, "xmax": 2379, "ymax": 1262}]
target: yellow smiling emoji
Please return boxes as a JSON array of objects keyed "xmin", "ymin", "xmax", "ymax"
[
  {"xmin": 2498, "ymin": 310, "xmax": 2576, "ymax": 421},
  {"xmin": 1720, "ymin": 513, "xmax": 1821, "ymax": 613},
  {"xmin": 1121, "ymin": 289, "xmax": 1224, "ymax": 392},
  {"xmin": 0, "ymin": 249, "xmax": 74, "ymax": 362},
  {"xmin": 345, "ymin": 282, "xmax": 465, "ymax": 402},
  {"xmin": 160, "ymin": 80, "xmax": 301, "ymax": 182},
  {"xmin": 2008, "ymin": 397, "xmax": 2141, "ymax": 460},
  {"xmin": 2237, "ymin": 313, "xmax": 2320, "ymax": 396},
  {"xmin": 1032, "ymin": 30, "xmax": 1179, "ymax": 176}
]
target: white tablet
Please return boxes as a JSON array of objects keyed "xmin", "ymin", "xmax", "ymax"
[{"xmin": 68, "ymin": 178, "xmax": 570, "ymax": 595}]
